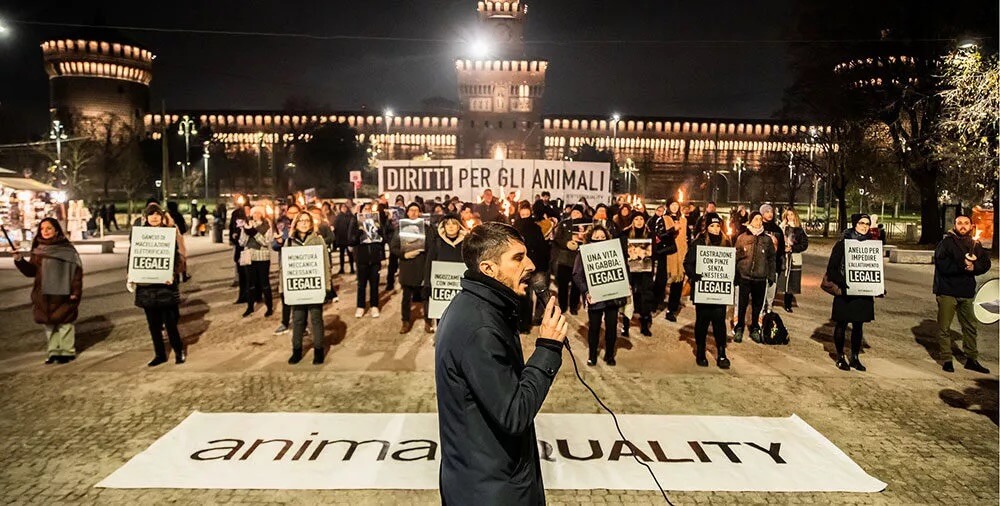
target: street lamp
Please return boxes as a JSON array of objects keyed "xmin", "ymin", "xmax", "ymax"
[
  {"xmin": 611, "ymin": 113, "xmax": 620, "ymax": 192},
  {"xmin": 256, "ymin": 132, "xmax": 265, "ymax": 197},
  {"xmin": 177, "ymin": 115, "xmax": 198, "ymax": 184},
  {"xmin": 733, "ymin": 157, "xmax": 745, "ymax": 204},
  {"xmin": 384, "ymin": 108, "xmax": 394, "ymax": 160},
  {"xmin": 48, "ymin": 119, "xmax": 67, "ymax": 173},
  {"xmin": 202, "ymin": 140, "xmax": 210, "ymax": 200}
]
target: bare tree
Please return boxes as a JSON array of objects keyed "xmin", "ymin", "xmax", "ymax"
[{"xmin": 36, "ymin": 138, "xmax": 95, "ymax": 199}]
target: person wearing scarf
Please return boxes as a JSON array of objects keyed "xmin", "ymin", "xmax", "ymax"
[
  {"xmin": 239, "ymin": 206, "xmax": 275, "ymax": 318},
  {"xmin": 131, "ymin": 204, "xmax": 187, "ymax": 366},
  {"xmin": 662, "ymin": 199, "xmax": 688, "ymax": 322},
  {"xmin": 283, "ymin": 212, "xmax": 329, "ymax": 365},
  {"xmin": 824, "ymin": 213, "xmax": 876, "ymax": 371},
  {"xmin": 778, "ymin": 209, "xmax": 809, "ymax": 312},
  {"xmin": 683, "ymin": 213, "xmax": 733, "ymax": 369},
  {"xmin": 622, "ymin": 212, "xmax": 655, "ymax": 337},
  {"xmin": 14, "ymin": 218, "xmax": 83, "ymax": 364},
  {"xmin": 733, "ymin": 211, "xmax": 777, "ymax": 343},
  {"xmin": 573, "ymin": 225, "xmax": 627, "ymax": 365}
]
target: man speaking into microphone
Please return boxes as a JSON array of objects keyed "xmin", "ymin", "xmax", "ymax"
[{"xmin": 435, "ymin": 222, "xmax": 569, "ymax": 505}]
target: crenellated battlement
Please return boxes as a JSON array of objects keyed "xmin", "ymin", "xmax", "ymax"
[{"xmin": 477, "ymin": 1, "xmax": 527, "ymax": 19}]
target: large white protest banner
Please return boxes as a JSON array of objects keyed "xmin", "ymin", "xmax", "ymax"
[
  {"xmin": 97, "ymin": 412, "xmax": 886, "ymax": 493},
  {"xmin": 127, "ymin": 226, "xmax": 176, "ymax": 284},
  {"xmin": 694, "ymin": 245, "xmax": 736, "ymax": 305},
  {"xmin": 428, "ymin": 261, "xmax": 466, "ymax": 318},
  {"xmin": 281, "ymin": 245, "xmax": 327, "ymax": 305},
  {"xmin": 378, "ymin": 159, "xmax": 611, "ymax": 205},
  {"xmin": 844, "ymin": 240, "xmax": 884, "ymax": 296},
  {"xmin": 579, "ymin": 240, "xmax": 630, "ymax": 303}
]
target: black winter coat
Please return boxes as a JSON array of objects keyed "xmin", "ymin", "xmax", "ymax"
[
  {"xmin": 333, "ymin": 212, "xmax": 356, "ymax": 247},
  {"xmin": 350, "ymin": 223, "xmax": 385, "ymax": 266},
  {"xmin": 825, "ymin": 236, "xmax": 875, "ymax": 322},
  {"xmin": 424, "ymin": 225, "xmax": 466, "ymax": 286},
  {"xmin": 513, "ymin": 216, "xmax": 550, "ymax": 272},
  {"xmin": 435, "ymin": 270, "xmax": 564, "ymax": 506},
  {"xmin": 763, "ymin": 219, "xmax": 785, "ymax": 273},
  {"xmin": 933, "ymin": 230, "xmax": 991, "ymax": 298},
  {"xmin": 684, "ymin": 232, "xmax": 733, "ymax": 304},
  {"xmin": 735, "ymin": 231, "xmax": 777, "ymax": 282},
  {"xmin": 390, "ymin": 221, "xmax": 428, "ymax": 288}
]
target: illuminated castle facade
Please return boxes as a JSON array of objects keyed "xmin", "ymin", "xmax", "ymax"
[{"xmin": 43, "ymin": 1, "xmax": 826, "ymax": 200}]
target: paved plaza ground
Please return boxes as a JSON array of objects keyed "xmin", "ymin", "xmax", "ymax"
[{"xmin": 0, "ymin": 235, "xmax": 997, "ymax": 505}]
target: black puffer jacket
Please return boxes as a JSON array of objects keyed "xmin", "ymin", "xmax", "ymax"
[
  {"xmin": 933, "ymin": 230, "xmax": 991, "ymax": 298},
  {"xmin": 513, "ymin": 216, "xmax": 550, "ymax": 272}
]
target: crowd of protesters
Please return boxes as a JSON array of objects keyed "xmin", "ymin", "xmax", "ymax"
[{"xmin": 9, "ymin": 187, "xmax": 993, "ymax": 376}]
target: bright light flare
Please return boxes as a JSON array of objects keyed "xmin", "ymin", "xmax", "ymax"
[{"xmin": 471, "ymin": 38, "xmax": 491, "ymax": 59}]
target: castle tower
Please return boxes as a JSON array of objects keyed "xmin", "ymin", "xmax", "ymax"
[
  {"xmin": 41, "ymin": 30, "xmax": 154, "ymax": 134},
  {"xmin": 457, "ymin": 1, "xmax": 546, "ymax": 159}
]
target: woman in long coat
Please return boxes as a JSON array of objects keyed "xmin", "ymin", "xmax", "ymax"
[
  {"xmin": 777, "ymin": 209, "xmax": 809, "ymax": 312},
  {"xmin": 663, "ymin": 199, "xmax": 688, "ymax": 322},
  {"xmin": 824, "ymin": 213, "xmax": 876, "ymax": 372},
  {"xmin": 14, "ymin": 218, "xmax": 83, "ymax": 364},
  {"xmin": 131, "ymin": 204, "xmax": 187, "ymax": 366}
]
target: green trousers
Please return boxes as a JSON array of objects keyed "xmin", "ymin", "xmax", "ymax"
[
  {"xmin": 43, "ymin": 324, "xmax": 76, "ymax": 358},
  {"xmin": 936, "ymin": 295, "xmax": 978, "ymax": 361}
]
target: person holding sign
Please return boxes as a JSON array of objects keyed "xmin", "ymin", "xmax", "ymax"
[
  {"xmin": 933, "ymin": 213, "xmax": 992, "ymax": 374},
  {"xmin": 573, "ymin": 225, "xmax": 627, "ymax": 365},
  {"xmin": 683, "ymin": 213, "xmax": 733, "ymax": 369},
  {"xmin": 12, "ymin": 218, "xmax": 83, "ymax": 364},
  {"xmin": 823, "ymin": 214, "xmax": 876, "ymax": 372},
  {"xmin": 351, "ymin": 204, "xmax": 386, "ymax": 318},
  {"xmin": 391, "ymin": 203, "xmax": 430, "ymax": 334},
  {"xmin": 130, "ymin": 204, "xmax": 186, "ymax": 366},
  {"xmin": 424, "ymin": 214, "xmax": 468, "ymax": 335},
  {"xmin": 622, "ymin": 212, "xmax": 655, "ymax": 337},
  {"xmin": 282, "ymin": 212, "xmax": 330, "ymax": 365}
]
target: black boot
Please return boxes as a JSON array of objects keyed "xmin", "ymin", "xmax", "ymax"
[
  {"xmin": 148, "ymin": 356, "xmax": 167, "ymax": 367},
  {"xmin": 849, "ymin": 354, "xmax": 866, "ymax": 372},
  {"xmin": 288, "ymin": 348, "xmax": 303, "ymax": 364},
  {"xmin": 313, "ymin": 348, "xmax": 325, "ymax": 365},
  {"xmin": 835, "ymin": 354, "xmax": 850, "ymax": 371},
  {"xmin": 695, "ymin": 355, "xmax": 709, "ymax": 367},
  {"xmin": 783, "ymin": 293, "xmax": 793, "ymax": 313},
  {"xmin": 175, "ymin": 350, "xmax": 186, "ymax": 364},
  {"xmin": 717, "ymin": 349, "xmax": 731, "ymax": 369},
  {"xmin": 640, "ymin": 317, "xmax": 652, "ymax": 337}
]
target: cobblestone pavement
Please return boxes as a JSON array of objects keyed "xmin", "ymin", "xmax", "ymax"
[{"xmin": 0, "ymin": 240, "xmax": 996, "ymax": 505}]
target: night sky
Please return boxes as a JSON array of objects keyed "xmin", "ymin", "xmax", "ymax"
[{"xmin": 0, "ymin": 0, "xmax": 796, "ymax": 139}]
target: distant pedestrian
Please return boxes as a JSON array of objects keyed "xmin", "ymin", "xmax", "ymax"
[
  {"xmin": 130, "ymin": 204, "xmax": 186, "ymax": 366},
  {"xmin": 108, "ymin": 202, "xmax": 119, "ymax": 231},
  {"xmin": 934, "ymin": 214, "xmax": 992, "ymax": 374},
  {"xmin": 13, "ymin": 218, "xmax": 83, "ymax": 364},
  {"xmin": 333, "ymin": 203, "xmax": 356, "ymax": 275}
]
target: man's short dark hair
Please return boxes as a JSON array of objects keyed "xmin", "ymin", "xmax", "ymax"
[
  {"xmin": 462, "ymin": 222, "xmax": 525, "ymax": 271},
  {"xmin": 541, "ymin": 191, "xmax": 551, "ymax": 197}
]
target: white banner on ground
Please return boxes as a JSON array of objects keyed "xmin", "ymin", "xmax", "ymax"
[
  {"xmin": 126, "ymin": 226, "xmax": 176, "ymax": 284},
  {"xmin": 280, "ymin": 245, "xmax": 327, "ymax": 305},
  {"xmin": 97, "ymin": 412, "xmax": 886, "ymax": 493},
  {"xmin": 428, "ymin": 261, "xmax": 465, "ymax": 319},
  {"xmin": 579, "ymin": 240, "xmax": 630, "ymax": 304},
  {"xmin": 844, "ymin": 240, "xmax": 884, "ymax": 296},
  {"xmin": 378, "ymin": 159, "xmax": 611, "ymax": 205},
  {"xmin": 694, "ymin": 245, "xmax": 736, "ymax": 305}
]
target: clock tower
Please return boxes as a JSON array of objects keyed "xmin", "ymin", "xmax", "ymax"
[{"xmin": 457, "ymin": 1, "xmax": 547, "ymax": 159}]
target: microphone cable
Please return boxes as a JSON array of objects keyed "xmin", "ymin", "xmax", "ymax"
[{"xmin": 562, "ymin": 339, "xmax": 674, "ymax": 505}]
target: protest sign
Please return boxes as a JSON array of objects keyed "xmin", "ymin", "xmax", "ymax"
[
  {"xmin": 626, "ymin": 238, "xmax": 653, "ymax": 273},
  {"xmin": 844, "ymin": 240, "xmax": 884, "ymax": 296},
  {"xmin": 281, "ymin": 245, "xmax": 327, "ymax": 305},
  {"xmin": 693, "ymin": 245, "xmax": 736, "ymax": 305},
  {"xmin": 127, "ymin": 226, "xmax": 176, "ymax": 284},
  {"xmin": 579, "ymin": 240, "xmax": 630, "ymax": 303},
  {"xmin": 428, "ymin": 261, "xmax": 466, "ymax": 318},
  {"xmin": 358, "ymin": 213, "xmax": 382, "ymax": 243},
  {"xmin": 398, "ymin": 218, "xmax": 426, "ymax": 255}
]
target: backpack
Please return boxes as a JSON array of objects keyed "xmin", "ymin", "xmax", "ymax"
[{"xmin": 760, "ymin": 312, "xmax": 789, "ymax": 345}]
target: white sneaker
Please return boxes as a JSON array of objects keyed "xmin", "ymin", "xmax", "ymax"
[
  {"xmin": 354, "ymin": 308, "xmax": 365, "ymax": 318},
  {"xmin": 371, "ymin": 307, "xmax": 381, "ymax": 318}
]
